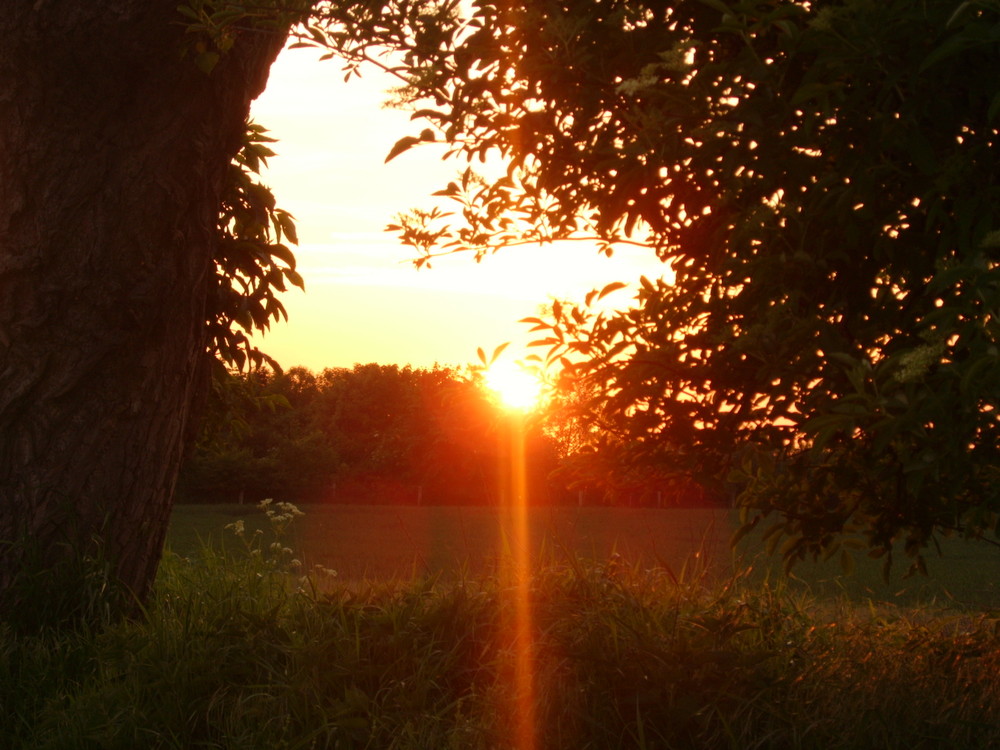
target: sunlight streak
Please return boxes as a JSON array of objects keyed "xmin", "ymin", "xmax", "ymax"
[{"xmin": 499, "ymin": 411, "xmax": 537, "ymax": 750}]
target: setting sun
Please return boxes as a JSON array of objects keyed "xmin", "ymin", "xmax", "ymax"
[{"xmin": 484, "ymin": 361, "xmax": 544, "ymax": 412}]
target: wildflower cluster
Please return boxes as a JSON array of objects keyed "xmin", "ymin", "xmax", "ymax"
[
  {"xmin": 258, "ymin": 498, "xmax": 304, "ymax": 533},
  {"xmin": 223, "ymin": 499, "xmax": 338, "ymax": 592},
  {"xmin": 980, "ymin": 229, "xmax": 1000, "ymax": 249},
  {"xmin": 894, "ymin": 340, "xmax": 946, "ymax": 384},
  {"xmin": 808, "ymin": 6, "xmax": 837, "ymax": 32},
  {"xmin": 225, "ymin": 498, "xmax": 304, "ymax": 574},
  {"xmin": 615, "ymin": 41, "xmax": 694, "ymax": 96}
]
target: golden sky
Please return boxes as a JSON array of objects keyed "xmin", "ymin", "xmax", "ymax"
[{"xmin": 249, "ymin": 46, "xmax": 668, "ymax": 373}]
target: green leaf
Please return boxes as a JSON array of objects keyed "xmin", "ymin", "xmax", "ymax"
[
  {"xmin": 283, "ymin": 269, "xmax": 304, "ymax": 290},
  {"xmin": 696, "ymin": 0, "xmax": 731, "ymax": 14},
  {"xmin": 432, "ymin": 182, "xmax": 460, "ymax": 197},
  {"xmin": 176, "ymin": 5, "xmax": 201, "ymax": 22},
  {"xmin": 268, "ymin": 243, "xmax": 296, "ymax": 267},
  {"xmin": 779, "ymin": 534, "xmax": 801, "ymax": 557},
  {"xmin": 276, "ymin": 211, "xmax": 298, "ymax": 245},
  {"xmin": 730, "ymin": 517, "xmax": 759, "ymax": 549},
  {"xmin": 384, "ymin": 135, "xmax": 420, "ymax": 163},
  {"xmin": 919, "ymin": 21, "xmax": 1000, "ymax": 72},
  {"xmin": 989, "ymin": 92, "xmax": 1000, "ymax": 123},
  {"xmin": 210, "ymin": 8, "xmax": 246, "ymax": 25},
  {"xmin": 828, "ymin": 352, "xmax": 860, "ymax": 370},
  {"xmin": 946, "ymin": 2, "xmax": 975, "ymax": 28},
  {"xmin": 489, "ymin": 342, "xmax": 510, "ymax": 365},
  {"xmin": 840, "ymin": 549, "xmax": 854, "ymax": 576},
  {"xmin": 307, "ymin": 24, "xmax": 328, "ymax": 45},
  {"xmin": 195, "ymin": 50, "xmax": 220, "ymax": 75},
  {"xmin": 598, "ymin": 281, "xmax": 627, "ymax": 300}
]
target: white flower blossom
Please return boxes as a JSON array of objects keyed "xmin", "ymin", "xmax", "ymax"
[
  {"xmin": 313, "ymin": 564, "xmax": 338, "ymax": 578},
  {"xmin": 809, "ymin": 7, "xmax": 837, "ymax": 31},
  {"xmin": 656, "ymin": 46, "xmax": 692, "ymax": 73},
  {"xmin": 979, "ymin": 229, "xmax": 1000, "ymax": 249},
  {"xmin": 616, "ymin": 74, "xmax": 658, "ymax": 96},
  {"xmin": 895, "ymin": 341, "xmax": 945, "ymax": 383}
]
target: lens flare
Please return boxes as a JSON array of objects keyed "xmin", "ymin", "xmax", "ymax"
[{"xmin": 498, "ymin": 411, "xmax": 537, "ymax": 750}]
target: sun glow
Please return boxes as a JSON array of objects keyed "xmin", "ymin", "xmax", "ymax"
[
  {"xmin": 484, "ymin": 361, "xmax": 544, "ymax": 411},
  {"xmin": 496, "ymin": 410, "xmax": 537, "ymax": 750}
]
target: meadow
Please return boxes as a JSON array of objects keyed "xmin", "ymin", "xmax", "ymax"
[
  {"xmin": 169, "ymin": 502, "xmax": 1000, "ymax": 609},
  {"xmin": 2, "ymin": 502, "xmax": 999, "ymax": 749}
]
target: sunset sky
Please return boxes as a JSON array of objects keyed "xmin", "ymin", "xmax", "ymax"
[{"xmin": 248, "ymin": 46, "xmax": 669, "ymax": 373}]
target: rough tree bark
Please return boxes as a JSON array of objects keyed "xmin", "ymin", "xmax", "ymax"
[{"xmin": 0, "ymin": 1, "xmax": 290, "ymax": 628}]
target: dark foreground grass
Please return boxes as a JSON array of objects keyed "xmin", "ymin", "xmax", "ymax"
[{"xmin": 3, "ymin": 504, "xmax": 1000, "ymax": 749}]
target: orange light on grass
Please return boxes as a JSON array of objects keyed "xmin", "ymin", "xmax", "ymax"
[{"xmin": 497, "ymin": 410, "xmax": 537, "ymax": 750}]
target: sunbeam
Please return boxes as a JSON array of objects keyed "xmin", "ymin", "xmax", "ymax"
[{"xmin": 498, "ymin": 410, "xmax": 537, "ymax": 750}]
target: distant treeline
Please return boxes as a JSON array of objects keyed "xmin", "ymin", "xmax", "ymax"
[
  {"xmin": 178, "ymin": 364, "xmax": 560, "ymax": 505},
  {"xmin": 178, "ymin": 364, "xmax": 721, "ymax": 507}
]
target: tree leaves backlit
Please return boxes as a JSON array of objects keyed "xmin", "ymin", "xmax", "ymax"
[{"xmin": 302, "ymin": 0, "xmax": 1000, "ymax": 571}]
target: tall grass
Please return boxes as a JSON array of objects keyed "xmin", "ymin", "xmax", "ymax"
[{"xmin": 2, "ymin": 503, "xmax": 999, "ymax": 749}]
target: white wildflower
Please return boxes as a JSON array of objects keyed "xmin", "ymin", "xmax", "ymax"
[
  {"xmin": 276, "ymin": 501, "xmax": 304, "ymax": 517},
  {"xmin": 979, "ymin": 229, "xmax": 1000, "ymax": 249},
  {"xmin": 809, "ymin": 7, "xmax": 837, "ymax": 32},
  {"xmin": 895, "ymin": 341, "xmax": 945, "ymax": 383},
  {"xmin": 656, "ymin": 44, "xmax": 693, "ymax": 73},
  {"xmin": 616, "ymin": 74, "xmax": 658, "ymax": 96}
]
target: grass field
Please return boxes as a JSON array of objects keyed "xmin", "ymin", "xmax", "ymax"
[
  {"xmin": 5, "ymin": 502, "xmax": 999, "ymax": 749},
  {"xmin": 168, "ymin": 503, "xmax": 1000, "ymax": 609}
]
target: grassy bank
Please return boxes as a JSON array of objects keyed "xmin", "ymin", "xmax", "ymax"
[{"xmin": 2, "ymin": 503, "xmax": 999, "ymax": 749}]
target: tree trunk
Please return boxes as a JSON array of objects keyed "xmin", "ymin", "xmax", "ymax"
[{"xmin": 0, "ymin": 2, "xmax": 289, "ymax": 629}]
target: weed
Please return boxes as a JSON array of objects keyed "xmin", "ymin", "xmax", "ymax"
[{"xmin": 2, "ymin": 504, "xmax": 999, "ymax": 749}]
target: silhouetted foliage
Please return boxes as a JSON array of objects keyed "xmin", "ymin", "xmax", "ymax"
[
  {"xmin": 0, "ymin": 0, "xmax": 311, "ymax": 627},
  {"xmin": 310, "ymin": 0, "xmax": 1000, "ymax": 570},
  {"xmin": 180, "ymin": 363, "xmax": 564, "ymax": 505}
]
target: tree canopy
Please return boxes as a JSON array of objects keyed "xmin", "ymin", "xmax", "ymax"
[
  {"xmin": 180, "ymin": 363, "xmax": 564, "ymax": 506},
  {"xmin": 312, "ymin": 0, "xmax": 1000, "ymax": 572},
  {"xmin": 4, "ymin": 0, "xmax": 997, "ymax": 629}
]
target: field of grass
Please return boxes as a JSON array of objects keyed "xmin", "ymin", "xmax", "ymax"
[
  {"xmin": 6, "ymin": 503, "xmax": 1000, "ymax": 750},
  {"xmin": 4, "ymin": 503, "xmax": 999, "ymax": 749},
  {"xmin": 167, "ymin": 503, "xmax": 732, "ymax": 580},
  {"xmin": 168, "ymin": 502, "xmax": 1000, "ymax": 609}
]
